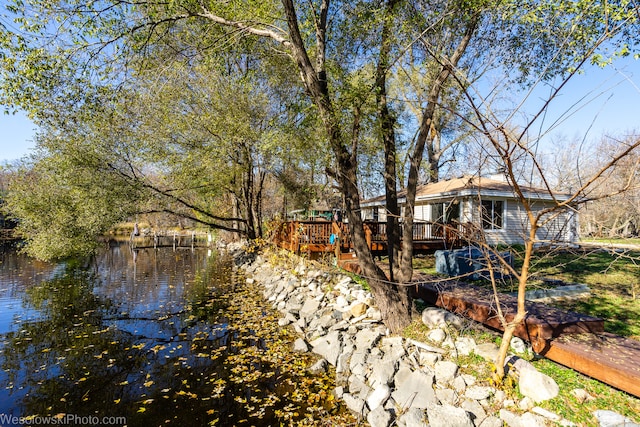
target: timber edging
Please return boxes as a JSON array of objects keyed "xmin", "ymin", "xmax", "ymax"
[
  {"xmin": 409, "ymin": 278, "xmax": 640, "ymax": 398},
  {"xmin": 337, "ymin": 257, "xmax": 640, "ymax": 397}
]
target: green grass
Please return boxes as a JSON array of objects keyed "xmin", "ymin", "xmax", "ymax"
[
  {"xmin": 581, "ymin": 237, "xmax": 640, "ymax": 246},
  {"xmin": 410, "ymin": 245, "xmax": 640, "ymax": 425},
  {"xmin": 413, "ymin": 246, "xmax": 640, "ymax": 339},
  {"xmin": 534, "ymin": 358, "xmax": 640, "ymax": 425},
  {"xmin": 527, "ymin": 247, "xmax": 639, "ymax": 339}
]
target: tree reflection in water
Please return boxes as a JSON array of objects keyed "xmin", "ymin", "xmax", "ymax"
[{"xmin": 0, "ymin": 243, "xmax": 357, "ymax": 426}]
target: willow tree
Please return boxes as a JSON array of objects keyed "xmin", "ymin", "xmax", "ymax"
[{"xmin": 1, "ymin": 0, "xmax": 638, "ymax": 334}]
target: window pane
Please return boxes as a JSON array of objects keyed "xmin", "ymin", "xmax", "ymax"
[
  {"xmin": 432, "ymin": 203, "xmax": 444, "ymax": 222},
  {"xmin": 481, "ymin": 200, "xmax": 492, "ymax": 230},
  {"xmin": 445, "ymin": 201, "xmax": 460, "ymax": 223},
  {"xmin": 494, "ymin": 201, "xmax": 503, "ymax": 229}
]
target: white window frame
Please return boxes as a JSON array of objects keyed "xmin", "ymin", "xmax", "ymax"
[{"xmin": 481, "ymin": 199, "xmax": 505, "ymax": 231}]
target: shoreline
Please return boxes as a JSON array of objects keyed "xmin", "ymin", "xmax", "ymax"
[{"xmin": 223, "ymin": 242, "xmax": 639, "ymax": 427}]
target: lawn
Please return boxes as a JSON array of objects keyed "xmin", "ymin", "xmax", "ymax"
[
  {"xmin": 411, "ymin": 245, "xmax": 640, "ymax": 424},
  {"xmin": 414, "ymin": 245, "xmax": 640, "ymax": 339}
]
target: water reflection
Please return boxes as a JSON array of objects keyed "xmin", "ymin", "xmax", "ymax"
[
  {"xmin": 0, "ymin": 242, "xmax": 222, "ymax": 425},
  {"xmin": 0, "ymin": 241, "xmax": 353, "ymax": 426}
]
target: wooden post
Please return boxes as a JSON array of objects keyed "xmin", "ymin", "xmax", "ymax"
[{"xmin": 364, "ymin": 223, "xmax": 372, "ymax": 250}]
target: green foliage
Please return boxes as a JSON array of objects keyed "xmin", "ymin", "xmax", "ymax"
[{"xmin": 2, "ymin": 147, "xmax": 142, "ymax": 260}]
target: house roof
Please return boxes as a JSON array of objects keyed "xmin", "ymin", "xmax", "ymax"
[{"xmin": 361, "ymin": 175, "xmax": 572, "ymax": 206}]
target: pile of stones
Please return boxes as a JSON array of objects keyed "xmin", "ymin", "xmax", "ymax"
[{"xmin": 227, "ymin": 244, "xmax": 636, "ymax": 427}]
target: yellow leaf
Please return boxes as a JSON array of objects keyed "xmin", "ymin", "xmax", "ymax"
[
  {"xmin": 114, "ymin": 399, "xmax": 121, "ymax": 404},
  {"xmin": 144, "ymin": 380, "xmax": 154, "ymax": 387}
]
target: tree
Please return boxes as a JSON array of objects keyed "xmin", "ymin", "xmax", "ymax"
[
  {"xmin": 1, "ymin": 0, "xmax": 638, "ymax": 336},
  {"xmin": 449, "ymin": 32, "xmax": 640, "ymax": 379}
]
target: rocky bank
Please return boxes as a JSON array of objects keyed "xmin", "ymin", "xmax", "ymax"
[{"xmin": 227, "ymin": 243, "xmax": 639, "ymax": 427}]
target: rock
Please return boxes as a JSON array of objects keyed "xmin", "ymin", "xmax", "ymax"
[
  {"xmin": 350, "ymin": 302, "xmax": 368, "ymax": 317},
  {"xmin": 299, "ymin": 297, "xmax": 321, "ymax": 320},
  {"xmin": 435, "ymin": 388, "xmax": 457, "ymax": 405},
  {"xmin": 396, "ymin": 407, "xmax": 427, "ymax": 427},
  {"xmin": 308, "ymin": 358, "xmax": 328, "ymax": 374},
  {"xmin": 342, "ymin": 392, "xmax": 365, "ymax": 416},
  {"xmin": 355, "ymin": 327, "xmax": 383, "ymax": 350},
  {"xmin": 408, "ymin": 338, "xmax": 446, "ymax": 354},
  {"xmin": 518, "ymin": 396, "xmax": 534, "ymax": 410},
  {"xmin": 594, "ymin": 410, "xmax": 640, "ymax": 427},
  {"xmin": 310, "ymin": 330, "xmax": 342, "ymax": 366},
  {"xmin": 428, "ymin": 328, "xmax": 447, "ymax": 344},
  {"xmin": 518, "ymin": 366, "xmax": 559, "ymax": 403},
  {"xmin": 531, "ymin": 406, "xmax": 562, "ymax": 422},
  {"xmin": 461, "ymin": 398, "xmax": 487, "ymax": 422},
  {"xmin": 427, "ymin": 404, "xmax": 475, "ymax": 427},
  {"xmin": 571, "ymin": 388, "xmax": 595, "ymax": 403},
  {"xmin": 464, "ymin": 386, "xmax": 493, "ymax": 401},
  {"xmin": 510, "ymin": 337, "xmax": 527, "ymax": 354},
  {"xmin": 421, "ymin": 307, "xmax": 448, "ymax": 328},
  {"xmin": 368, "ymin": 359, "xmax": 397, "ymax": 387},
  {"xmin": 392, "ymin": 368, "xmax": 438, "ymax": 410},
  {"xmin": 477, "ymin": 416, "xmax": 503, "ymax": 427},
  {"xmin": 293, "ymin": 338, "xmax": 309, "ymax": 352},
  {"xmin": 474, "ymin": 342, "xmax": 500, "ymax": 363},
  {"xmin": 381, "ymin": 336, "xmax": 406, "ymax": 360},
  {"xmin": 434, "ymin": 360, "xmax": 459, "ymax": 385},
  {"xmin": 366, "ymin": 384, "xmax": 391, "ymax": 411},
  {"xmin": 419, "ymin": 350, "xmax": 441, "ymax": 367},
  {"xmin": 500, "ymin": 409, "xmax": 546, "ymax": 427},
  {"xmin": 452, "ymin": 375, "xmax": 467, "ymax": 393},
  {"xmin": 454, "ymin": 337, "xmax": 476, "ymax": 356},
  {"xmin": 367, "ymin": 405, "xmax": 392, "ymax": 427}
]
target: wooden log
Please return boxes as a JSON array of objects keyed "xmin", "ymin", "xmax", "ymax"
[{"xmin": 539, "ymin": 333, "xmax": 640, "ymax": 398}]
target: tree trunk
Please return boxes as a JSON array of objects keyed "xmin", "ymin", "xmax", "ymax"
[
  {"xmin": 281, "ymin": 0, "xmax": 412, "ymax": 332},
  {"xmin": 375, "ymin": 0, "xmax": 401, "ymax": 282}
]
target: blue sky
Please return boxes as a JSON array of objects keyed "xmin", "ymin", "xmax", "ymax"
[
  {"xmin": 0, "ymin": 111, "xmax": 37, "ymax": 163},
  {"xmin": 0, "ymin": 57, "xmax": 639, "ymax": 164}
]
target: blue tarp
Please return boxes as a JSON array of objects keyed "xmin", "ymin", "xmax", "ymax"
[{"xmin": 435, "ymin": 246, "xmax": 513, "ymax": 280}]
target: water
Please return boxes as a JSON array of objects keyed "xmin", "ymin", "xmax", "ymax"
[{"xmin": 0, "ymin": 241, "xmax": 352, "ymax": 427}]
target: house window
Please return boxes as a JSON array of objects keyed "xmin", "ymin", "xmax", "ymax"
[
  {"xmin": 431, "ymin": 202, "xmax": 460, "ymax": 223},
  {"xmin": 431, "ymin": 203, "xmax": 444, "ymax": 222},
  {"xmin": 445, "ymin": 201, "xmax": 460, "ymax": 224},
  {"xmin": 481, "ymin": 200, "xmax": 504, "ymax": 230}
]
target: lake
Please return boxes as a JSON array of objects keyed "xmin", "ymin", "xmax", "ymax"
[{"xmin": 0, "ymin": 240, "xmax": 352, "ymax": 426}]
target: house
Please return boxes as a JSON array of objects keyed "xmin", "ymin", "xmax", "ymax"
[{"xmin": 360, "ymin": 175, "xmax": 578, "ymax": 246}]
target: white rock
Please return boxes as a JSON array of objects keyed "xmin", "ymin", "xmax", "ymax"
[
  {"xmin": 427, "ymin": 404, "xmax": 474, "ymax": 427},
  {"xmin": 510, "ymin": 337, "xmax": 527, "ymax": 354},
  {"xmin": 367, "ymin": 405, "xmax": 392, "ymax": 427},
  {"xmin": 435, "ymin": 360, "xmax": 459, "ymax": 385},
  {"xmin": 518, "ymin": 366, "xmax": 559, "ymax": 403},
  {"xmin": 428, "ymin": 328, "xmax": 447, "ymax": 344},
  {"xmin": 366, "ymin": 384, "xmax": 391, "ymax": 411},
  {"xmin": 594, "ymin": 410, "xmax": 640, "ymax": 427}
]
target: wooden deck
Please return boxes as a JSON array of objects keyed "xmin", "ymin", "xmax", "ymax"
[{"xmin": 272, "ymin": 220, "xmax": 468, "ymax": 257}]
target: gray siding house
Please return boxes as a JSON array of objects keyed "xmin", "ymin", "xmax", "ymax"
[{"xmin": 360, "ymin": 175, "xmax": 578, "ymax": 246}]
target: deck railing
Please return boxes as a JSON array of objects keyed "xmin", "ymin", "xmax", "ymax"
[{"xmin": 272, "ymin": 220, "xmax": 468, "ymax": 253}]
